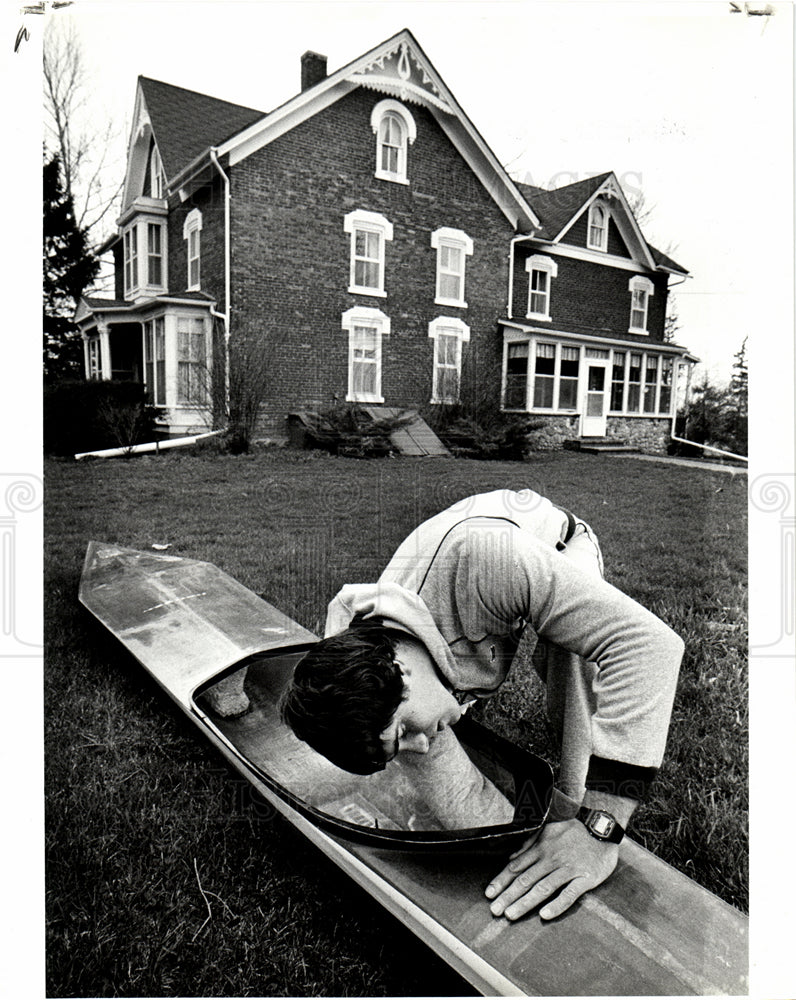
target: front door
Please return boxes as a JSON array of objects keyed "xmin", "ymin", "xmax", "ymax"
[{"xmin": 581, "ymin": 362, "xmax": 609, "ymax": 437}]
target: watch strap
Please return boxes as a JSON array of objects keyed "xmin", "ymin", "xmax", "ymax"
[{"xmin": 577, "ymin": 806, "xmax": 625, "ymax": 844}]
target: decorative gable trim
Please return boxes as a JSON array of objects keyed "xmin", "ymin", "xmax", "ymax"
[
  {"xmin": 554, "ymin": 173, "xmax": 656, "ymax": 271},
  {"xmin": 213, "ymin": 29, "xmax": 539, "ymax": 232}
]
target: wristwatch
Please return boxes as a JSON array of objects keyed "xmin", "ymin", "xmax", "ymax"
[{"xmin": 577, "ymin": 806, "xmax": 625, "ymax": 844}]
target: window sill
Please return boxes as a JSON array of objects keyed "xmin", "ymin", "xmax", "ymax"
[
  {"xmin": 346, "ymin": 394, "xmax": 384, "ymax": 404},
  {"xmin": 348, "ymin": 286, "xmax": 387, "ymax": 298},
  {"xmin": 526, "ymin": 311, "xmax": 551, "ymax": 322},
  {"xmin": 608, "ymin": 410, "xmax": 672, "ymax": 418},
  {"xmin": 586, "ymin": 241, "xmax": 607, "ymax": 253},
  {"xmin": 628, "ymin": 327, "xmax": 650, "ymax": 336},
  {"xmin": 434, "ymin": 297, "xmax": 467, "ymax": 309},
  {"xmin": 430, "ymin": 397, "xmax": 459, "ymax": 406},
  {"xmin": 375, "ymin": 170, "xmax": 409, "ymax": 185}
]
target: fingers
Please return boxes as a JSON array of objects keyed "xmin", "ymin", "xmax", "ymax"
[
  {"xmin": 538, "ymin": 879, "xmax": 591, "ymax": 921},
  {"xmin": 485, "ymin": 842, "xmax": 541, "ymax": 900}
]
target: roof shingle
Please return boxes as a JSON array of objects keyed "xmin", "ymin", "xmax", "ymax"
[
  {"xmin": 139, "ymin": 77, "xmax": 266, "ymax": 180},
  {"xmin": 516, "ymin": 172, "xmax": 611, "ymax": 239}
]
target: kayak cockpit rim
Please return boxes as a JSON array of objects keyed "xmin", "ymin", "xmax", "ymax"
[{"xmin": 189, "ymin": 648, "xmax": 554, "ymax": 851}]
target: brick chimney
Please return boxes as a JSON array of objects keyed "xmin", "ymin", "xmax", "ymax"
[{"xmin": 301, "ymin": 51, "xmax": 328, "ymax": 91}]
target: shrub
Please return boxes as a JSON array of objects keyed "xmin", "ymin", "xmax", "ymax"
[
  {"xmin": 44, "ymin": 380, "xmax": 159, "ymax": 457},
  {"xmin": 429, "ymin": 403, "xmax": 544, "ymax": 461},
  {"xmin": 290, "ymin": 404, "xmax": 414, "ymax": 458}
]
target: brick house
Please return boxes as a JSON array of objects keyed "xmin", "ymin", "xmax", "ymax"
[{"xmin": 76, "ymin": 28, "xmax": 694, "ymax": 451}]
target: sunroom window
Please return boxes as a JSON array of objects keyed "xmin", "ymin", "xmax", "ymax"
[
  {"xmin": 504, "ymin": 343, "xmax": 529, "ymax": 409},
  {"xmin": 627, "ymin": 353, "xmax": 642, "ymax": 411},
  {"xmin": 533, "ymin": 343, "xmax": 556, "ymax": 408},
  {"xmin": 643, "ymin": 354, "xmax": 659, "ymax": 412}
]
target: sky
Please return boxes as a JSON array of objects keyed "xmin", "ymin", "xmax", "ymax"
[
  {"xmin": 1, "ymin": 2, "xmax": 795, "ymax": 997},
  {"xmin": 36, "ymin": 0, "xmax": 794, "ymax": 386}
]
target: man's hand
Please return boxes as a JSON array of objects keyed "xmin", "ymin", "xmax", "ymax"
[{"xmin": 485, "ymin": 818, "xmax": 619, "ymax": 921}]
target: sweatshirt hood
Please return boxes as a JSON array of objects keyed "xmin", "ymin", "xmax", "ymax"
[{"xmin": 325, "ymin": 581, "xmax": 462, "ymax": 690}]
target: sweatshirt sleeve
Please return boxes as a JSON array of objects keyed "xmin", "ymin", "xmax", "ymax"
[{"xmin": 446, "ymin": 522, "xmax": 683, "ymax": 779}]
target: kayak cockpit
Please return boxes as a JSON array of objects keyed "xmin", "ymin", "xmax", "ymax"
[{"xmin": 192, "ymin": 649, "xmax": 553, "ymax": 851}]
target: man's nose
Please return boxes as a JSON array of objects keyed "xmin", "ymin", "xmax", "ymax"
[{"xmin": 398, "ymin": 731, "xmax": 430, "ymax": 754}]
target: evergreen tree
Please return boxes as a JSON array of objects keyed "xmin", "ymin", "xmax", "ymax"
[{"xmin": 43, "ymin": 152, "xmax": 99, "ymax": 381}]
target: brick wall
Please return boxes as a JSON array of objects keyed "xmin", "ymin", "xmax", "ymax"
[
  {"xmin": 167, "ymin": 175, "xmax": 227, "ymax": 311},
  {"xmin": 512, "ymin": 246, "xmax": 669, "ymax": 341},
  {"xmin": 227, "ymin": 87, "xmax": 515, "ymax": 436}
]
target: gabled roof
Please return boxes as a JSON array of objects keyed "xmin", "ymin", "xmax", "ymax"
[
  {"xmin": 206, "ymin": 28, "xmax": 539, "ymax": 232},
  {"xmin": 516, "ymin": 173, "xmax": 611, "ymax": 241},
  {"xmin": 138, "ymin": 77, "xmax": 265, "ymax": 180},
  {"xmin": 516, "ymin": 172, "xmax": 687, "ymax": 275}
]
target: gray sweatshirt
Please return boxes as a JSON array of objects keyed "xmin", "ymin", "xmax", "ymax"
[{"xmin": 326, "ymin": 489, "xmax": 683, "ymax": 798}]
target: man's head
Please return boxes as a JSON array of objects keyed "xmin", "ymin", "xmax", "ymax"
[{"xmin": 279, "ymin": 617, "xmax": 462, "ymax": 774}]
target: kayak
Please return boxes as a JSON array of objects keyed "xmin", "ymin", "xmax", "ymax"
[{"xmin": 79, "ymin": 541, "xmax": 748, "ymax": 996}]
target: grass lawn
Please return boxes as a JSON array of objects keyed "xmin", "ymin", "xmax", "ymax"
[{"xmin": 45, "ymin": 448, "xmax": 748, "ymax": 998}]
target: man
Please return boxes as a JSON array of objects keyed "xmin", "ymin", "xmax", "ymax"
[{"xmin": 280, "ymin": 488, "xmax": 683, "ymax": 921}]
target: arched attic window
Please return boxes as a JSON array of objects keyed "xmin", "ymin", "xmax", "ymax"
[
  {"xmin": 587, "ymin": 202, "xmax": 609, "ymax": 251},
  {"xmin": 370, "ymin": 100, "xmax": 416, "ymax": 184},
  {"xmin": 148, "ymin": 142, "xmax": 165, "ymax": 199}
]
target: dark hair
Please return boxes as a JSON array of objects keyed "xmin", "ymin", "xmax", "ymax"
[{"xmin": 279, "ymin": 617, "xmax": 405, "ymax": 775}]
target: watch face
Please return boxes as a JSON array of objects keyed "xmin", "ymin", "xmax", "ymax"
[{"xmin": 591, "ymin": 812, "xmax": 615, "ymax": 838}]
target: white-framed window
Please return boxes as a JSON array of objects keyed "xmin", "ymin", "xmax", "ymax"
[
  {"xmin": 587, "ymin": 202, "xmax": 608, "ymax": 251},
  {"xmin": 177, "ymin": 316, "xmax": 208, "ymax": 405},
  {"xmin": 123, "ymin": 226, "xmax": 138, "ymax": 295},
  {"xmin": 341, "ymin": 306, "xmax": 390, "ymax": 403},
  {"xmin": 504, "ymin": 342, "xmax": 529, "ymax": 410},
  {"xmin": 88, "ymin": 337, "xmax": 102, "ymax": 380},
  {"xmin": 431, "ymin": 227, "xmax": 473, "ymax": 308},
  {"xmin": 147, "ymin": 223, "xmax": 164, "ymax": 287},
  {"xmin": 149, "ymin": 144, "xmax": 164, "ymax": 199},
  {"xmin": 525, "ymin": 255, "xmax": 558, "ymax": 320},
  {"xmin": 183, "ymin": 208, "xmax": 202, "ymax": 290},
  {"xmin": 626, "ymin": 352, "xmax": 642, "ymax": 411},
  {"xmin": 628, "ymin": 275, "xmax": 654, "ymax": 334},
  {"xmin": 428, "ymin": 317, "xmax": 470, "ymax": 405},
  {"xmin": 370, "ymin": 99, "xmax": 416, "ymax": 184},
  {"xmin": 610, "ymin": 351, "xmax": 626, "ymax": 411},
  {"xmin": 503, "ymin": 339, "xmax": 678, "ymax": 416},
  {"xmin": 344, "ymin": 210, "xmax": 393, "ymax": 297},
  {"xmin": 143, "ymin": 317, "xmax": 166, "ymax": 406}
]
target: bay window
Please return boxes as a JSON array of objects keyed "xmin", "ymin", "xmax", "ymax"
[
  {"xmin": 147, "ymin": 223, "xmax": 163, "ymax": 287},
  {"xmin": 124, "ymin": 227, "xmax": 138, "ymax": 294},
  {"xmin": 143, "ymin": 317, "xmax": 166, "ymax": 406},
  {"xmin": 177, "ymin": 317, "xmax": 207, "ymax": 404}
]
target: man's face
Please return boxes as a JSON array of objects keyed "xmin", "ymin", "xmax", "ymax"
[{"xmin": 379, "ymin": 637, "xmax": 462, "ymax": 758}]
